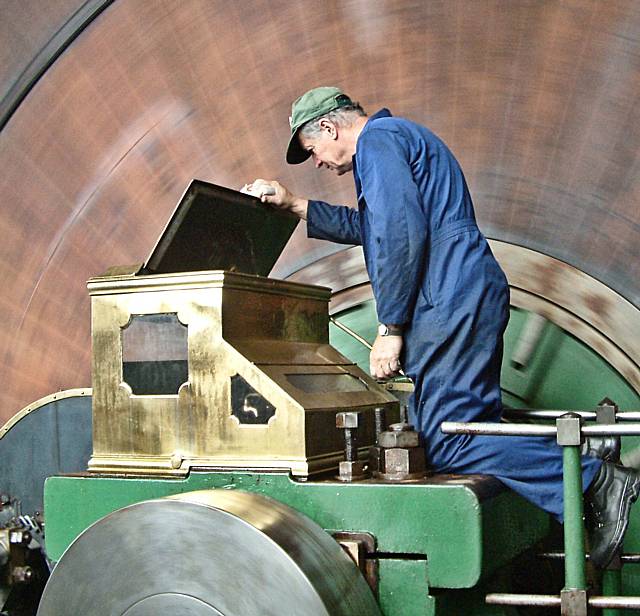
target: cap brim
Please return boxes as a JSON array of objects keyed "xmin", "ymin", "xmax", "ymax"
[{"xmin": 286, "ymin": 129, "xmax": 311, "ymax": 165}]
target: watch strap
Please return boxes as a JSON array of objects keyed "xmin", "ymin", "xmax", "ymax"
[{"xmin": 378, "ymin": 323, "xmax": 404, "ymax": 336}]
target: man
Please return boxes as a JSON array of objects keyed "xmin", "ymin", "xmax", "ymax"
[{"xmin": 245, "ymin": 86, "xmax": 639, "ymax": 568}]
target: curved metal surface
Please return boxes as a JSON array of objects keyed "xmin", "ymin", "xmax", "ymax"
[
  {"xmin": 1, "ymin": 0, "xmax": 85, "ymax": 103},
  {"xmin": 0, "ymin": 390, "xmax": 92, "ymax": 514},
  {"xmin": 0, "ymin": 387, "xmax": 91, "ymax": 438},
  {"xmin": 37, "ymin": 490, "xmax": 380, "ymax": 616},
  {"xmin": 1, "ymin": 1, "xmax": 639, "ymax": 421},
  {"xmin": 294, "ymin": 242, "xmax": 640, "ymax": 394},
  {"xmin": 121, "ymin": 595, "xmax": 225, "ymax": 616},
  {"xmin": 0, "ymin": 0, "xmax": 114, "ymax": 129}
]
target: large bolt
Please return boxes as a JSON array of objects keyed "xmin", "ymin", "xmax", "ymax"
[
  {"xmin": 400, "ymin": 405, "xmax": 409, "ymax": 424},
  {"xmin": 375, "ymin": 422, "xmax": 427, "ymax": 481},
  {"xmin": 374, "ymin": 407, "xmax": 386, "ymax": 440},
  {"xmin": 336, "ymin": 412, "xmax": 360, "ymax": 462},
  {"xmin": 336, "ymin": 412, "xmax": 366, "ymax": 481}
]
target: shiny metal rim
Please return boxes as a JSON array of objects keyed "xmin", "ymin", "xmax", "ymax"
[
  {"xmin": 37, "ymin": 490, "xmax": 380, "ymax": 616},
  {"xmin": 0, "ymin": 388, "xmax": 91, "ymax": 439}
]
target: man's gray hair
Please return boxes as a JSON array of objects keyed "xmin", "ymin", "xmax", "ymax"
[{"xmin": 299, "ymin": 104, "xmax": 367, "ymax": 139}]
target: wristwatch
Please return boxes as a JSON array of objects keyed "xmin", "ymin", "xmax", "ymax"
[{"xmin": 377, "ymin": 323, "xmax": 403, "ymax": 337}]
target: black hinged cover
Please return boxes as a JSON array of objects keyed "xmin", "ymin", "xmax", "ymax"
[{"xmin": 141, "ymin": 180, "xmax": 299, "ymax": 276}]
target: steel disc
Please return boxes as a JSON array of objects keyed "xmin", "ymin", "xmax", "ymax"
[{"xmin": 37, "ymin": 490, "xmax": 380, "ymax": 616}]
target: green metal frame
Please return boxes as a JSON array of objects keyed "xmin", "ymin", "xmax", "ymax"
[
  {"xmin": 602, "ymin": 569, "xmax": 623, "ymax": 616},
  {"xmin": 44, "ymin": 470, "xmax": 548, "ymax": 615},
  {"xmin": 562, "ymin": 444, "xmax": 587, "ymax": 591},
  {"xmin": 38, "ymin": 302, "xmax": 640, "ymax": 614}
]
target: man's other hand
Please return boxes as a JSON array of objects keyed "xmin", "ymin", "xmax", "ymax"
[
  {"xmin": 241, "ymin": 179, "xmax": 308, "ymax": 220},
  {"xmin": 370, "ymin": 334, "xmax": 403, "ymax": 380}
]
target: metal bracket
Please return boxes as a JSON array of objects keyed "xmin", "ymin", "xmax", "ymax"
[
  {"xmin": 556, "ymin": 413, "xmax": 583, "ymax": 446},
  {"xmin": 331, "ymin": 531, "xmax": 378, "ymax": 595},
  {"xmin": 597, "ymin": 398, "xmax": 618, "ymax": 424},
  {"xmin": 561, "ymin": 588, "xmax": 588, "ymax": 616}
]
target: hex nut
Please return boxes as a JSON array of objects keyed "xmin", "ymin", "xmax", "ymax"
[
  {"xmin": 11, "ymin": 566, "xmax": 33, "ymax": 584},
  {"xmin": 338, "ymin": 460, "xmax": 367, "ymax": 482},
  {"xmin": 336, "ymin": 412, "xmax": 360, "ymax": 429},
  {"xmin": 9, "ymin": 530, "xmax": 29, "ymax": 545},
  {"xmin": 378, "ymin": 429, "xmax": 420, "ymax": 448},
  {"xmin": 379, "ymin": 447, "xmax": 426, "ymax": 479},
  {"xmin": 388, "ymin": 422, "xmax": 415, "ymax": 432}
]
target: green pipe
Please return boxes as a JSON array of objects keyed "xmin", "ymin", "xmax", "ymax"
[
  {"xmin": 563, "ymin": 445, "xmax": 588, "ymax": 590},
  {"xmin": 602, "ymin": 568, "xmax": 622, "ymax": 616}
]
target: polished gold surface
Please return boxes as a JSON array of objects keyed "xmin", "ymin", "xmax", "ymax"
[{"xmin": 89, "ymin": 269, "xmax": 397, "ymax": 476}]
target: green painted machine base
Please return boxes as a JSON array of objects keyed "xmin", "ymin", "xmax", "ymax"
[{"xmin": 45, "ymin": 470, "xmax": 549, "ymax": 615}]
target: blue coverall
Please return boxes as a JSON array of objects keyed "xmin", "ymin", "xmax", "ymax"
[{"xmin": 306, "ymin": 108, "xmax": 600, "ymax": 520}]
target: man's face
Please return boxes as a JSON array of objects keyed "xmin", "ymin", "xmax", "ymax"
[{"xmin": 299, "ymin": 130, "xmax": 353, "ymax": 176}]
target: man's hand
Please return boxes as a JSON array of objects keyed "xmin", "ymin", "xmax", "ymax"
[
  {"xmin": 241, "ymin": 179, "xmax": 308, "ymax": 220},
  {"xmin": 369, "ymin": 334, "xmax": 403, "ymax": 380}
]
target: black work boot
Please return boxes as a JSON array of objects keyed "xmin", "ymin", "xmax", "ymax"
[
  {"xmin": 581, "ymin": 435, "xmax": 621, "ymax": 463},
  {"xmin": 585, "ymin": 462, "xmax": 640, "ymax": 568}
]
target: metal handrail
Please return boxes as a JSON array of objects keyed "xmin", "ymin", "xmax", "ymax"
[
  {"xmin": 329, "ymin": 317, "xmax": 373, "ymax": 351},
  {"xmin": 441, "ymin": 413, "xmax": 640, "ymax": 614},
  {"xmin": 539, "ymin": 551, "xmax": 640, "ymax": 564},
  {"xmin": 504, "ymin": 408, "xmax": 640, "ymax": 422},
  {"xmin": 441, "ymin": 422, "xmax": 640, "ymax": 437},
  {"xmin": 487, "ymin": 594, "xmax": 640, "ymax": 609}
]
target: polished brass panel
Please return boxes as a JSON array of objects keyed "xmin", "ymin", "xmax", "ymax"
[{"xmin": 89, "ymin": 270, "xmax": 397, "ymax": 476}]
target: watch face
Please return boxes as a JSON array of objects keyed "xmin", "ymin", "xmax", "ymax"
[{"xmin": 378, "ymin": 323, "xmax": 388, "ymax": 336}]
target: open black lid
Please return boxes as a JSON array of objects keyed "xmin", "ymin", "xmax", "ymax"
[{"xmin": 142, "ymin": 180, "xmax": 299, "ymax": 276}]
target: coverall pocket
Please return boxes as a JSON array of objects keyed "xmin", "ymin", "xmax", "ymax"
[{"xmin": 422, "ymin": 276, "xmax": 434, "ymax": 306}]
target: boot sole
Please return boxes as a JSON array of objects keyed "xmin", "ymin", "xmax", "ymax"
[{"xmin": 603, "ymin": 471, "xmax": 640, "ymax": 567}]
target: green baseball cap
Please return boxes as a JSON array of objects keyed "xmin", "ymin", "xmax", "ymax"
[{"xmin": 286, "ymin": 86, "xmax": 354, "ymax": 164}]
